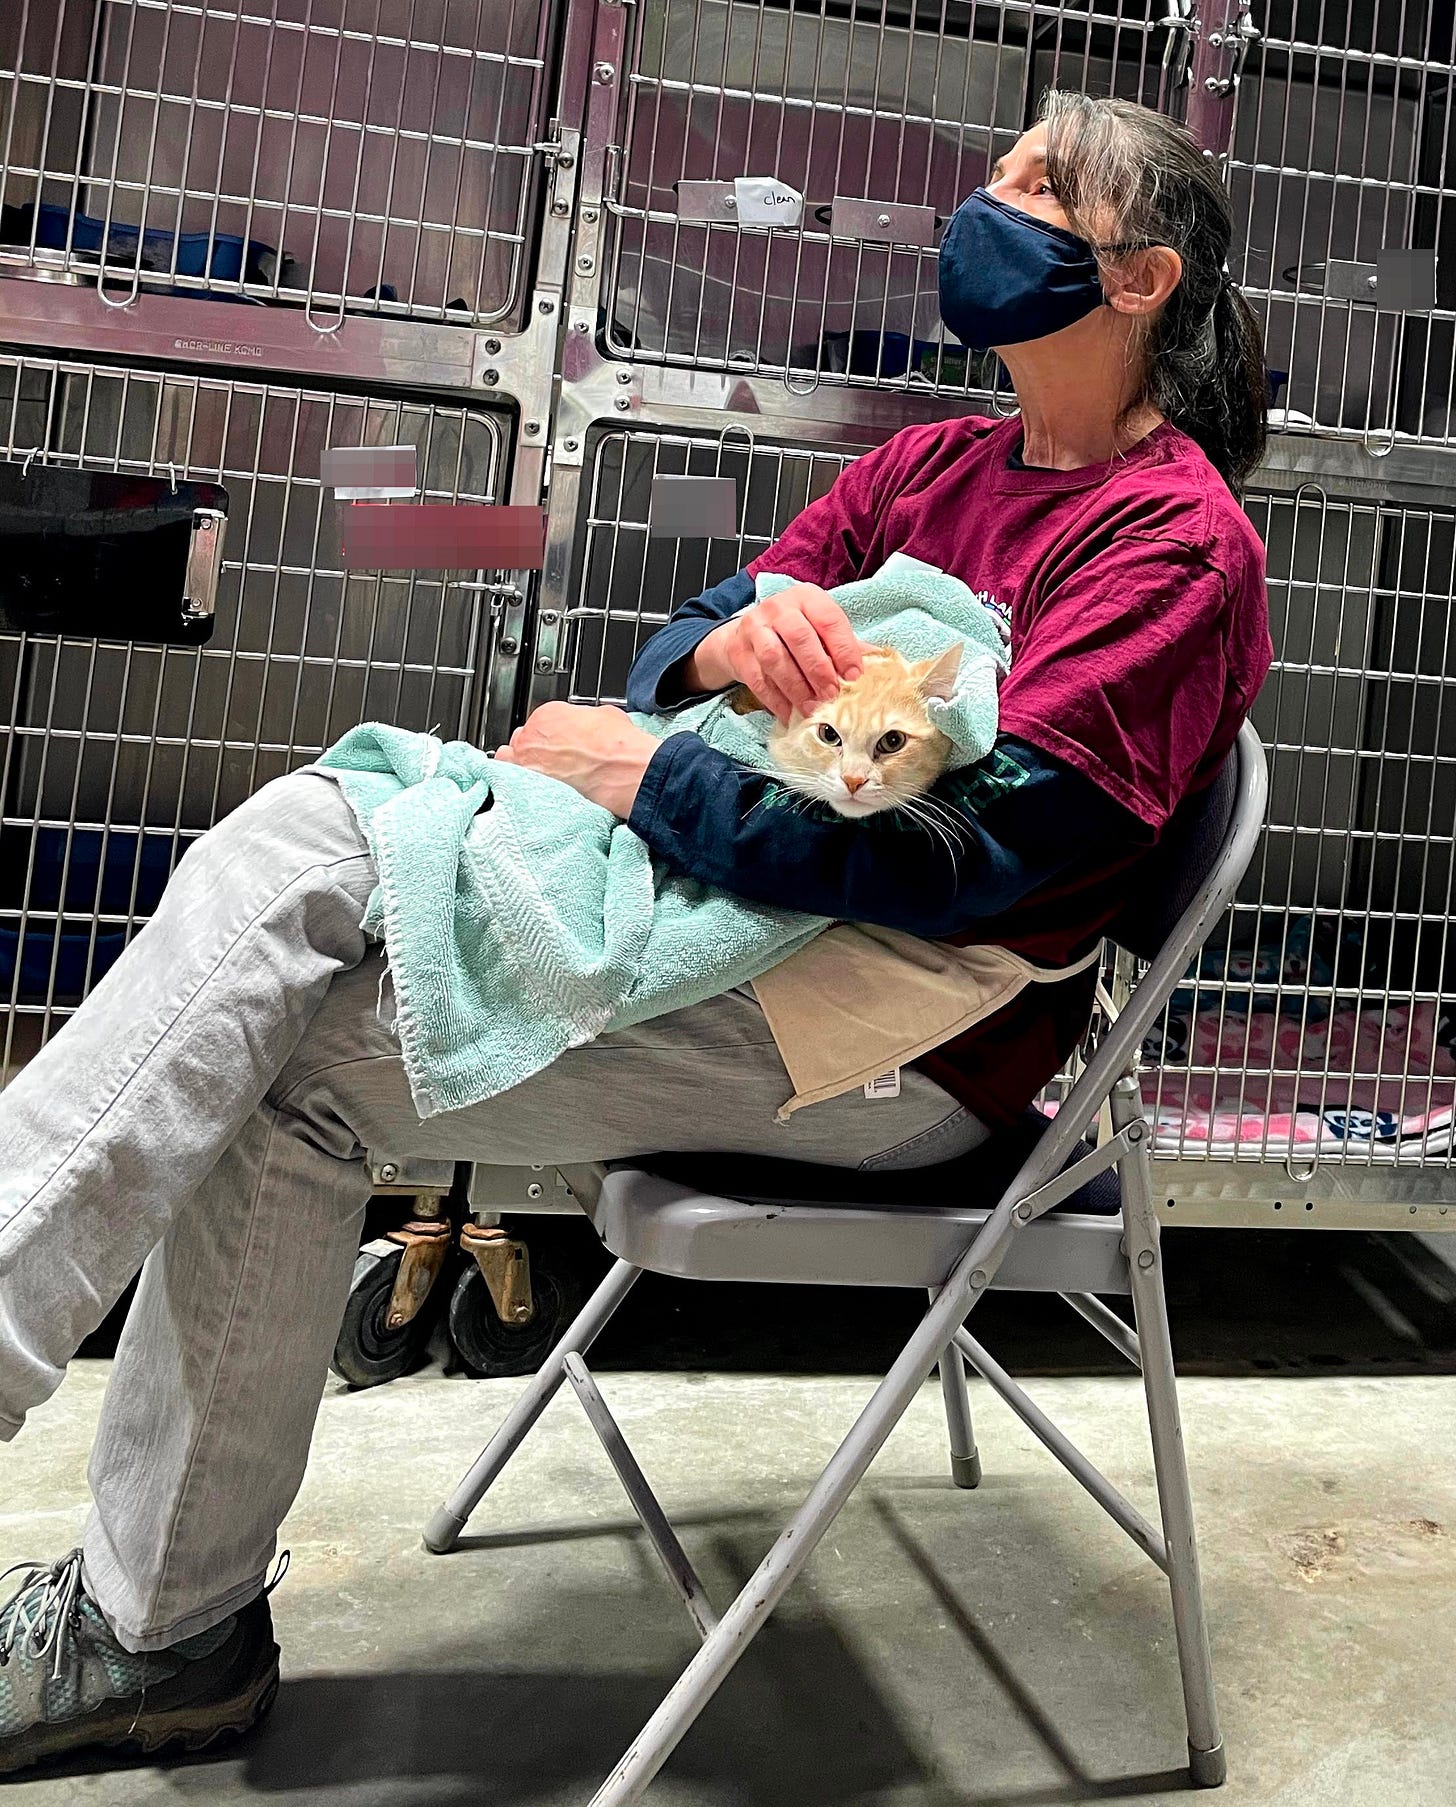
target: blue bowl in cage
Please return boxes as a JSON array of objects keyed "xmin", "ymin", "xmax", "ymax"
[
  {"xmin": 0, "ymin": 828, "xmax": 180, "ymax": 1004},
  {"xmin": 24, "ymin": 202, "xmax": 274, "ymax": 284}
]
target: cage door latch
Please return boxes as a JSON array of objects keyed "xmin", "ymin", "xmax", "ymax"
[{"xmin": 181, "ymin": 508, "xmax": 226, "ymax": 622}]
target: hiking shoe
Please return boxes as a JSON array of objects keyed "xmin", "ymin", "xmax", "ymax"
[{"xmin": 0, "ymin": 1550, "xmax": 280, "ymax": 1776}]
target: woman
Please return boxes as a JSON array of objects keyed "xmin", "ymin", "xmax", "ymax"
[{"xmin": 0, "ymin": 93, "xmax": 1269, "ymax": 1773}]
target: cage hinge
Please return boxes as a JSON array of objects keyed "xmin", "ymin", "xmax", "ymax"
[
  {"xmin": 534, "ymin": 120, "xmax": 581, "ymax": 220},
  {"xmin": 1202, "ymin": 0, "xmax": 1261, "ymax": 96}
]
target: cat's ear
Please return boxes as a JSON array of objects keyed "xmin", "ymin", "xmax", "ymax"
[{"xmin": 912, "ymin": 643, "xmax": 962, "ymax": 702}]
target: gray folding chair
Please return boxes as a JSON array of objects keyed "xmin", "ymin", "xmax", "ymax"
[{"xmin": 423, "ymin": 719, "xmax": 1268, "ymax": 1804}]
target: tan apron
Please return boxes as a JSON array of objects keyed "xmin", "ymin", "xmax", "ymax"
[{"xmin": 751, "ymin": 922, "xmax": 1104, "ymax": 1121}]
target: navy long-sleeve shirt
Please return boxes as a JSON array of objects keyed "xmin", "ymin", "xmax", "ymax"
[{"xmin": 624, "ymin": 570, "xmax": 1142, "ymax": 941}]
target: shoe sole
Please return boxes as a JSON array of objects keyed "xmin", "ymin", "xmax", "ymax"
[{"xmin": 0, "ymin": 1645, "xmax": 280, "ymax": 1777}]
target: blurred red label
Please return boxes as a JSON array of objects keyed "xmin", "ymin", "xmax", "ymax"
[{"xmin": 339, "ymin": 503, "xmax": 546, "ymax": 570}]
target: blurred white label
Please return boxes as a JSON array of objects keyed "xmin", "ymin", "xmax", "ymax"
[
  {"xmin": 863, "ymin": 1069, "xmax": 901, "ymax": 1099},
  {"xmin": 734, "ymin": 176, "xmax": 804, "ymax": 229}
]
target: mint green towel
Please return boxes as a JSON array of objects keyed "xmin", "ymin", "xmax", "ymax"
[{"xmin": 316, "ymin": 553, "xmax": 1009, "ymax": 1117}]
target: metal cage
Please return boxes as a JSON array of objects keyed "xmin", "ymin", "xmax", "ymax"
[
  {"xmin": 597, "ymin": 0, "xmax": 1181, "ymax": 389},
  {"xmin": 0, "ymin": 0, "xmax": 558, "ymax": 327},
  {"xmin": 1229, "ymin": 0, "xmax": 1455, "ymax": 448},
  {"xmin": 0, "ymin": 350, "xmax": 509, "ymax": 1079},
  {"xmin": 1145, "ymin": 468, "xmax": 1456, "ymax": 1180}
]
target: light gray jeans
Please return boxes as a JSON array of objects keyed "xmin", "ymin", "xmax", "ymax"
[{"xmin": 0, "ymin": 771, "xmax": 986, "ymax": 1653}]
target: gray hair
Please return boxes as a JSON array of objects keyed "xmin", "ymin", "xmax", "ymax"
[{"xmin": 1039, "ymin": 91, "xmax": 1268, "ymax": 493}]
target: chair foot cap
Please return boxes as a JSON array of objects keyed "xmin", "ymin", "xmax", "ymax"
[
  {"xmin": 951, "ymin": 1451, "xmax": 983, "ymax": 1490},
  {"xmin": 1189, "ymin": 1740, "xmax": 1226, "ymax": 1787},
  {"xmin": 423, "ymin": 1508, "xmax": 466, "ymax": 1554}
]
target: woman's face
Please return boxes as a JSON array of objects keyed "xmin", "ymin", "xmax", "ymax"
[{"xmin": 985, "ymin": 126, "xmax": 1079, "ymax": 237}]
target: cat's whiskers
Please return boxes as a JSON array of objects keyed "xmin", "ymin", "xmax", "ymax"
[
  {"xmin": 900, "ymin": 790, "xmax": 971, "ymax": 849},
  {"xmin": 895, "ymin": 796, "xmax": 963, "ymax": 872}
]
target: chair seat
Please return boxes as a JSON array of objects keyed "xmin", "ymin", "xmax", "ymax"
[{"xmin": 592, "ymin": 1116, "xmax": 1128, "ymax": 1293}]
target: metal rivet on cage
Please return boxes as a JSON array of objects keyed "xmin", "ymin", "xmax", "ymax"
[
  {"xmin": 613, "ymin": 396, "xmax": 630, "ymax": 411},
  {"xmin": 525, "ymin": 420, "xmax": 541, "ymax": 436},
  {"xmin": 481, "ymin": 369, "xmax": 500, "ymax": 385},
  {"xmin": 577, "ymin": 255, "xmax": 595, "ymax": 273},
  {"xmin": 593, "ymin": 61, "xmax": 615, "ymax": 83},
  {"xmin": 538, "ymin": 299, "xmax": 555, "ymax": 314}
]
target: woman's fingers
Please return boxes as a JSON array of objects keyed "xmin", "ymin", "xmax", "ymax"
[
  {"xmin": 736, "ymin": 640, "xmax": 795, "ymax": 722},
  {"xmin": 799, "ymin": 591, "xmax": 863, "ymax": 680},
  {"xmin": 746, "ymin": 618, "xmax": 819, "ymax": 719},
  {"xmin": 774, "ymin": 609, "xmax": 841, "ymax": 700}
]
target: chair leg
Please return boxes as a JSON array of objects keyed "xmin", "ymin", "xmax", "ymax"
[
  {"xmin": 931, "ymin": 1288, "xmax": 982, "ymax": 1488},
  {"xmin": 586, "ymin": 1237, "xmax": 1007, "ymax": 1806},
  {"xmin": 1111, "ymin": 1079, "xmax": 1226, "ymax": 1788},
  {"xmin": 422, "ymin": 1257, "xmax": 642, "ymax": 1553}
]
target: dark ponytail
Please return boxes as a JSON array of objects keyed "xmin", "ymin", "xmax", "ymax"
[{"xmin": 1041, "ymin": 92, "xmax": 1268, "ymax": 495}]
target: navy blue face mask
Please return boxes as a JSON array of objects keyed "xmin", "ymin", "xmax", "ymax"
[{"xmin": 938, "ymin": 187, "xmax": 1107, "ymax": 352}]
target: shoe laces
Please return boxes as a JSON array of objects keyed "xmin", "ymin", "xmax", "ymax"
[{"xmin": 0, "ymin": 1550, "xmax": 86, "ymax": 1680}]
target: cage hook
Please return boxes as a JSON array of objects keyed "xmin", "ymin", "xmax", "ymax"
[
  {"xmin": 167, "ymin": 461, "xmax": 180, "ymax": 493},
  {"xmin": 20, "ymin": 445, "xmax": 42, "ymax": 478},
  {"xmin": 713, "ymin": 421, "xmax": 756, "ymax": 460}
]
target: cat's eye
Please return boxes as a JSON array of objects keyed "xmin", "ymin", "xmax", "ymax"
[
  {"xmin": 875, "ymin": 730, "xmax": 907, "ymax": 757},
  {"xmin": 816, "ymin": 722, "xmax": 841, "ymax": 747}
]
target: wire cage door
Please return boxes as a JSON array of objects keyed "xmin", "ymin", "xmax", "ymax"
[
  {"xmin": 1143, "ymin": 476, "xmax": 1456, "ymax": 1178},
  {"xmin": 594, "ymin": 0, "xmax": 1189, "ymax": 392},
  {"xmin": 1223, "ymin": 0, "xmax": 1455, "ymax": 448},
  {"xmin": 0, "ymin": 352, "xmax": 511, "ymax": 1081},
  {"xmin": 0, "ymin": 0, "xmax": 560, "ymax": 327}
]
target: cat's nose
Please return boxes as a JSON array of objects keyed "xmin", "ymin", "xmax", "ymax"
[{"xmin": 843, "ymin": 775, "xmax": 867, "ymax": 795}]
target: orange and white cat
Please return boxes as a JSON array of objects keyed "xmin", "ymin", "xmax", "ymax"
[{"xmin": 733, "ymin": 642, "xmax": 963, "ymax": 821}]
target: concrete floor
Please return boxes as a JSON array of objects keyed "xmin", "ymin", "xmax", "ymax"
[{"xmin": 3, "ymin": 1359, "xmax": 1455, "ymax": 1807}]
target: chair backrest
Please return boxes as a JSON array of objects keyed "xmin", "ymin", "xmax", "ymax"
[
  {"xmin": 1107, "ymin": 736, "xmax": 1242, "ymax": 963},
  {"xmin": 1021, "ymin": 719, "xmax": 1268, "ymax": 1189}
]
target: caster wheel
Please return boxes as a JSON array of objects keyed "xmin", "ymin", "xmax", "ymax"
[
  {"xmin": 331, "ymin": 1241, "xmax": 438, "ymax": 1388},
  {"xmin": 448, "ymin": 1255, "xmax": 581, "ymax": 1378}
]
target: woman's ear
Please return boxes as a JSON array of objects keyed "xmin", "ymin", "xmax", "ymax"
[
  {"xmin": 913, "ymin": 643, "xmax": 963, "ymax": 701},
  {"xmin": 1104, "ymin": 245, "xmax": 1183, "ymax": 319}
]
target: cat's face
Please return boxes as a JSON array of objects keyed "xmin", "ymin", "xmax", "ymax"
[{"xmin": 766, "ymin": 644, "xmax": 961, "ymax": 818}]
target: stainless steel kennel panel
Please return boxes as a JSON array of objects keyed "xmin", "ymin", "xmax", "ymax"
[
  {"xmin": 0, "ymin": 350, "xmax": 510, "ymax": 1074},
  {"xmin": 0, "ymin": 0, "xmax": 557, "ymax": 327},
  {"xmin": 1228, "ymin": 0, "xmax": 1455, "ymax": 447},
  {"xmin": 594, "ymin": 0, "xmax": 1182, "ymax": 389},
  {"xmin": 1146, "ymin": 466, "xmax": 1456, "ymax": 1190}
]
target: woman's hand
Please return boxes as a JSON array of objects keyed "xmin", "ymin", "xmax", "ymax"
[
  {"xmin": 496, "ymin": 702, "xmax": 658, "ymax": 818},
  {"xmin": 686, "ymin": 583, "xmax": 863, "ymax": 723}
]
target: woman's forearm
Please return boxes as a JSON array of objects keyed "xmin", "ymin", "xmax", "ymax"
[{"xmin": 681, "ymin": 624, "xmax": 733, "ymax": 695}]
